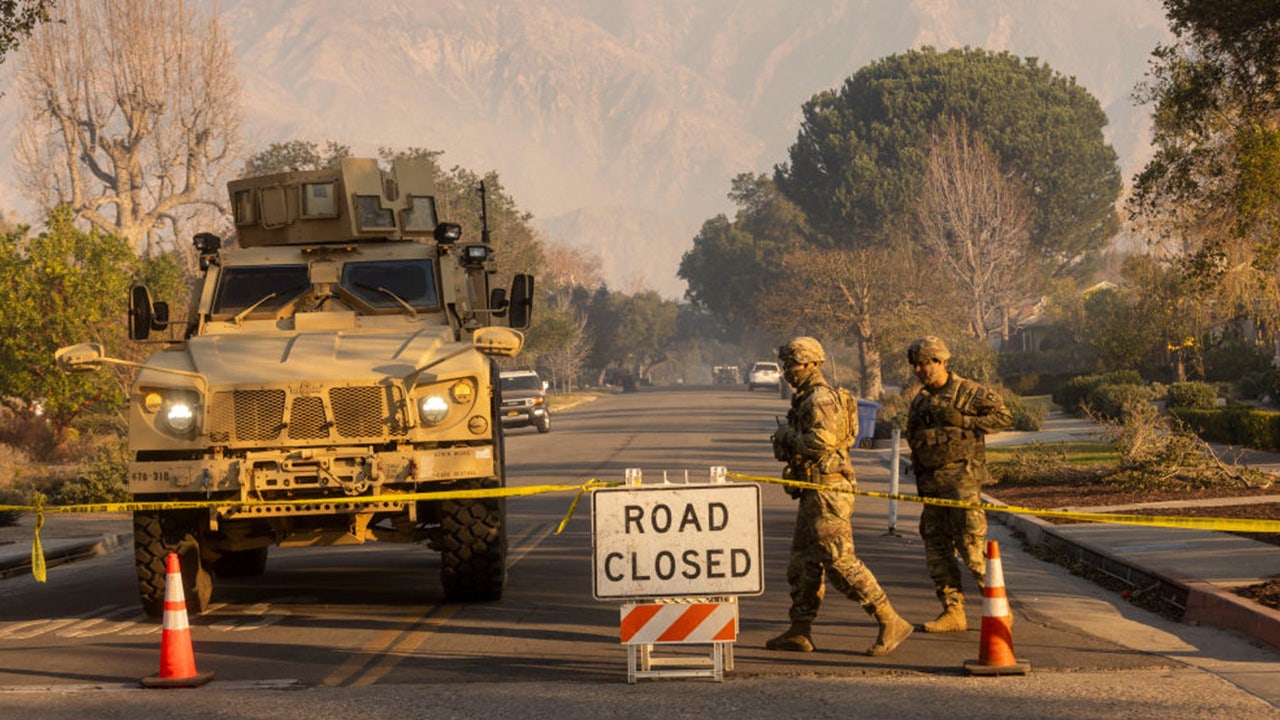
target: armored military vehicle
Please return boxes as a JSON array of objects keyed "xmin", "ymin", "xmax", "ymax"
[{"xmin": 55, "ymin": 157, "xmax": 533, "ymax": 616}]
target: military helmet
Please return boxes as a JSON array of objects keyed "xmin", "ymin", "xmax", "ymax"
[
  {"xmin": 778, "ymin": 336, "xmax": 826, "ymax": 365},
  {"xmin": 908, "ymin": 336, "xmax": 951, "ymax": 364}
]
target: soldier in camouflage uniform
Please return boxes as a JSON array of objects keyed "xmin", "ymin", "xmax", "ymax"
[
  {"xmin": 766, "ymin": 336, "xmax": 913, "ymax": 656},
  {"xmin": 905, "ymin": 336, "xmax": 1012, "ymax": 632}
]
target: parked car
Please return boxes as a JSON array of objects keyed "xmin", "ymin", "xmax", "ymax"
[
  {"xmin": 499, "ymin": 370, "xmax": 551, "ymax": 433},
  {"xmin": 747, "ymin": 361, "xmax": 782, "ymax": 391}
]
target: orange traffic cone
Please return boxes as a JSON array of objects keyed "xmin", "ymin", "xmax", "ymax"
[
  {"xmin": 964, "ymin": 540, "xmax": 1030, "ymax": 676},
  {"xmin": 141, "ymin": 552, "xmax": 215, "ymax": 688}
]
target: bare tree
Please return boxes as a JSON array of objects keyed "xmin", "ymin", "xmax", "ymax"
[
  {"xmin": 916, "ymin": 122, "xmax": 1036, "ymax": 341},
  {"xmin": 537, "ymin": 309, "xmax": 591, "ymax": 392},
  {"xmin": 761, "ymin": 243, "xmax": 942, "ymax": 399},
  {"xmin": 15, "ymin": 0, "xmax": 241, "ymax": 256},
  {"xmin": 541, "ymin": 242, "xmax": 603, "ymax": 308}
]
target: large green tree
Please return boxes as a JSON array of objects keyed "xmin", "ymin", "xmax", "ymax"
[
  {"xmin": 678, "ymin": 173, "xmax": 809, "ymax": 340},
  {"xmin": 0, "ymin": 207, "xmax": 140, "ymax": 438},
  {"xmin": 583, "ymin": 287, "xmax": 678, "ymax": 383},
  {"xmin": 777, "ymin": 47, "xmax": 1121, "ymax": 277},
  {"xmin": 1130, "ymin": 0, "xmax": 1280, "ymax": 333},
  {"xmin": 242, "ymin": 139, "xmax": 352, "ymax": 175}
]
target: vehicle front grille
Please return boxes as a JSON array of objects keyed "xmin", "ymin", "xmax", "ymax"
[
  {"xmin": 208, "ymin": 385, "xmax": 405, "ymax": 444},
  {"xmin": 209, "ymin": 389, "xmax": 285, "ymax": 442}
]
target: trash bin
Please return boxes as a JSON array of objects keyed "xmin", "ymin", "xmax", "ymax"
[{"xmin": 855, "ymin": 400, "xmax": 880, "ymax": 449}]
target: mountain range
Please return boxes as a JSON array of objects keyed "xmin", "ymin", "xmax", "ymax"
[{"xmin": 0, "ymin": 0, "xmax": 1172, "ymax": 298}]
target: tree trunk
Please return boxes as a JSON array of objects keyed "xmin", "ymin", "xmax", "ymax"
[{"xmin": 854, "ymin": 316, "xmax": 883, "ymax": 399}]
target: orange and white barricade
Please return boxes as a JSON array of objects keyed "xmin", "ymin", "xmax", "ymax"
[{"xmin": 620, "ymin": 598, "xmax": 738, "ymax": 683}]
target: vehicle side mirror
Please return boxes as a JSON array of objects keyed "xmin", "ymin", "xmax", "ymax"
[
  {"xmin": 55, "ymin": 343, "xmax": 106, "ymax": 372},
  {"xmin": 489, "ymin": 287, "xmax": 509, "ymax": 317},
  {"xmin": 508, "ymin": 274, "xmax": 533, "ymax": 330},
  {"xmin": 129, "ymin": 286, "xmax": 154, "ymax": 340},
  {"xmin": 473, "ymin": 326, "xmax": 524, "ymax": 358},
  {"xmin": 152, "ymin": 301, "xmax": 170, "ymax": 330}
]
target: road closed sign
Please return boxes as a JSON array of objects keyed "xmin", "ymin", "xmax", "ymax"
[{"xmin": 591, "ymin": 483, "xmax": 763, "ymax": 600}]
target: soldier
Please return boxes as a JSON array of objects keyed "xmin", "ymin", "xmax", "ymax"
[
  {"xmin": 905, "ymin": 336, "xmax": 1012, "ymax": 633},
  {"xmin": 767, "ymin": 336, "xmax": 913, "ymax": 656}
]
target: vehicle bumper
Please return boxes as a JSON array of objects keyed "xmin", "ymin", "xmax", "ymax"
[
  {"xmin": 499, "ymin": 406, "xmax": 549, "ymax": 428},
  {"xmin": 129, "ymin": 444, "xmax": 497, "ymax": 496}
]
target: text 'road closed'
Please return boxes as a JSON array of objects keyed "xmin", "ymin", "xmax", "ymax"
[{"xmin": 591, "ymin": 483, "xmax": 762, "ymax": 600}]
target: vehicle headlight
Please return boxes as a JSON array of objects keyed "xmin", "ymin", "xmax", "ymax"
[
  {"xmin": 418, "ymin": 394, "xmax": 450, "ymax": 425},
  {"xmin": 143, "ymin": 390, "xmax": 200, "ymax": 437},
  {"xmin": 165, "ymin": 402, "xmax": 196, "ymax": 433}
]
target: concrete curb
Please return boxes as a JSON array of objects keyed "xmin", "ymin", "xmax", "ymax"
[
  {"xmin": 1180, "ymin": 576, "xmax": 1280, "ymax": 652},
  {"xmin": 0, "ymin": 532, "xmax": 131, "ymax": 580},
  {"xmin": 988, "ymin": 500, "xmax": 1280, "ymax": 653}
]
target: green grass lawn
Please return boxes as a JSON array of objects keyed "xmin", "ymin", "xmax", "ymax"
[{"xmin": 987, "ymin": 441, "xmax": 1121, "ymax": 467}]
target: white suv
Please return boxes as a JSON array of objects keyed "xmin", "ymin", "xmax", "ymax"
[{"xmin": 747, "ymin": 361, "xmax": 782, "ymax": 391}]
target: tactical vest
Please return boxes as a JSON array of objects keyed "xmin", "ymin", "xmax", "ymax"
[{"xmin": 907, "ymin": 383, "xmax": 985, "ymax": 471}]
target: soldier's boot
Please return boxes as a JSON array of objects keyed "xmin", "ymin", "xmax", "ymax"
[
  {"xmin": 866, "ymin": 602, "xmax": 913, "ymax": 657},
  {"xmin": 765, "ymin": 621, "xmax": 814, "ymax": 652},
  {"xmin": 922, "ymin": 601, "xmax": 967, "ymax": 633}
]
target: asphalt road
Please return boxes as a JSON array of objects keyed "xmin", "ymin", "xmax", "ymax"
[{"xmin": 0, "ymin": 386, "xmax": 1277, "ymax": 718}]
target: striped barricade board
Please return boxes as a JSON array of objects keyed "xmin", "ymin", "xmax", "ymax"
[
  {"xmin": 620, "ymin": 599, "xmax": 738, "ymax": 683},
  {"xmin": 620, "ymin": 601, "xmax": 738, "ymax": 645}
]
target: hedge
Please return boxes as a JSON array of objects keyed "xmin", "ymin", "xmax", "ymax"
[
  {"xmin": 1170, "ymin": 406, "xmax": 1280, "ymax": 451},
  {"xmin": 1053, "ymin": 370, "xmax": 1146, "ymax": 414},
  {"xmin": 1166, "ymin": 381, "xmax": 1217, "ymax": 409}
]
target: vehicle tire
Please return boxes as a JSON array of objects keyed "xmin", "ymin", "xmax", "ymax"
[
  {"xmin": 438, "ymin": 362, "xmax": 508, "ymax": 601},
  {"xmin": 536, "ymin": 415, "xmax": 551, "ymax": 433},
  {"xmin": 211, "ymin": 547, "xmax": 269, "ymax": 578},
  {"xmin": 133, "ymin": 510, "xmax": 207, "ymax": 618},
  {"xmin": 439, "ymin": 478, "xmax": 507, "ymax": 602}
]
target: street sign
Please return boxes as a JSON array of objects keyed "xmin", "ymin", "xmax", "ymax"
[{"xmin": 591, "ymin": 483, "xmax": 763, "ymax": 600}]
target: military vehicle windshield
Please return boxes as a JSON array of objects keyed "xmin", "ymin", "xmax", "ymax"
[
  {"xmin": 210, "ymin": 259, "xmax": 440, "ymax": 318},
  {"xmin": 343, "ymin": 259, "xmax": 439, "ymax": 309},
  {"xmin": 213, "ymin": 265, "xmax": 311, "ymax": 314}
]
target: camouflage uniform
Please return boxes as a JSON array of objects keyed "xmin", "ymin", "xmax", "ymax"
[
  {"xmin": 906, "ymin": 337, "xmax": 1011, "ymax": 631},
  {"xmin": 767, "ymin": 337, "xmax": 912, "ymax": 656}
]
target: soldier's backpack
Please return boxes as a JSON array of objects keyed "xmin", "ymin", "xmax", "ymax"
[{"xmin": 833, "ymin": 385, "xmax": 859, "ymax": 450}]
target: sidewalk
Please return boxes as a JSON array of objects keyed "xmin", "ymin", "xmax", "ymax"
[{"xmin": 878, "ymin": 410, "xmax": 1280, "ymax": 653}]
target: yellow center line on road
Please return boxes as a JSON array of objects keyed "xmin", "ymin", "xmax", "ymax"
[
  {"xmin": 507, "ymin": 520, "xmax": 557, "ymax": 570},
  {"xmin": 346, "ymin": 603, "xmax": 461, "ymax": 687},
  {"xmin": 323, "ymin": 522, "xmax": 555, "ymax": 686},
  {"xmin": 322, "ymin": 603, "xmax": 459, "ymax": 687}
]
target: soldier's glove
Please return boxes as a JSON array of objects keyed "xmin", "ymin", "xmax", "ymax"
[{"xmin": 936, "ymin": 406, "xmax": 966, "ymax": 428}]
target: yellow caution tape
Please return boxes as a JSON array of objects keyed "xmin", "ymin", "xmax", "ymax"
[
  {"xmin": 5, "ymin": 468, "xmax": 1277, "ymax": 584},
  {"xmin": 31, "ymin": 494, "xmax": 45, "ymax": 583},
  {"xmin": 725, "ymin": 470, "xmax": 1280, "ymax": 534},
  {"xmin": 0, "ymin": 479, "xmax": 623, "ymax": 582}
]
